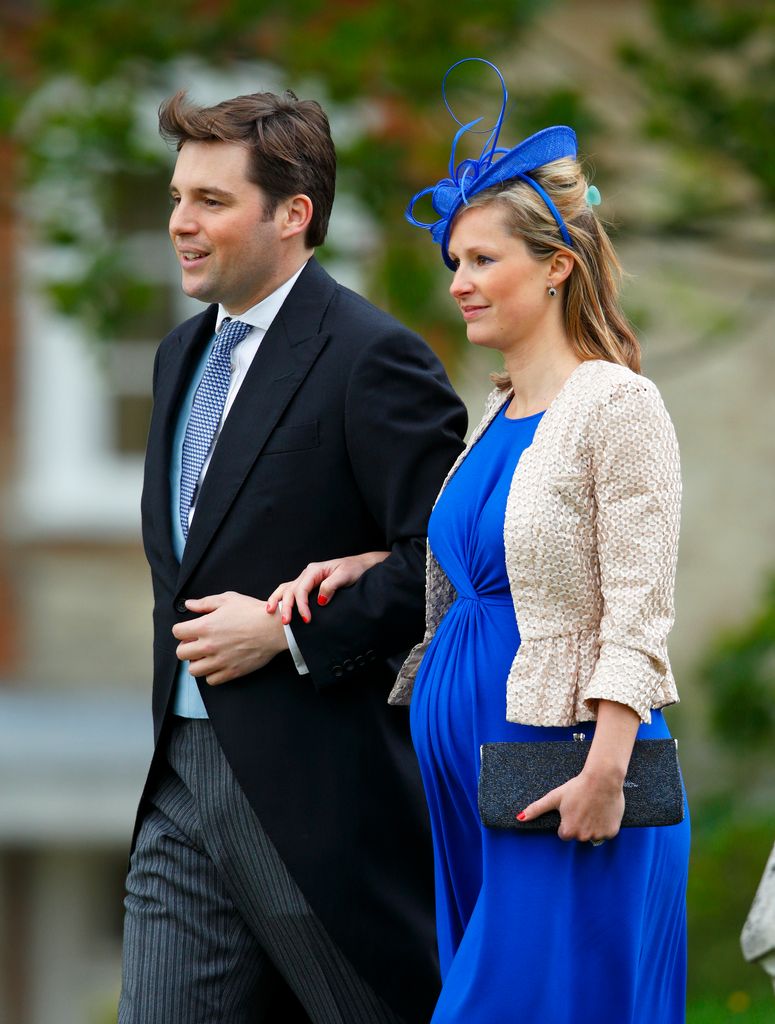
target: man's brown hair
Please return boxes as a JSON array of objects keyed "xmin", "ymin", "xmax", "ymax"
[{"xmin": 159, "ymin": 89, "xmax": 336, "ymax": 248}]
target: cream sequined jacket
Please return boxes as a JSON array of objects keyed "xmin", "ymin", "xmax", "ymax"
[{"xmin": 389, "ymin": 359, "xmax": 681, "ymax": 726}]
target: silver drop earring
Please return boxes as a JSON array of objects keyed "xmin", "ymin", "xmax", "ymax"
[{"xmin": 547, "ymin": 284, "xmax": 557, "ymax": 297}]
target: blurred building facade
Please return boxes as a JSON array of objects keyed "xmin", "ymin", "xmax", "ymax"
[
  {"xmin": 0, "ymin": 3, "xmax": 774, "ymax": 1022},
  {"xmin": 0, "ymin": 123, "xmax": 164, "ymax": 1021}
]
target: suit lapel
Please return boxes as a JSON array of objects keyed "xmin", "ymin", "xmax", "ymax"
[
  {"xmin": 176, "ymin": 258, "xmax": 336, "ymax": 591},
  {"xmin": 143, "ymin": 306, "xmax": 218, "ymax": 577}
]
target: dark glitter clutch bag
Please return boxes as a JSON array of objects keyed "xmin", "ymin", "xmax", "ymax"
[{"xmin": 478, "ymin": 736, "xmax": 684, "ymax": 831}]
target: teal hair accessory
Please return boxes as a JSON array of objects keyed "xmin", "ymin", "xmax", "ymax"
[{"xmin": 586, "ymin": 185, "xmax": 601, "ymax": 206}]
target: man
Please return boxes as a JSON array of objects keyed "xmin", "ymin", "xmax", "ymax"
[{"xmin": 119, "ymin": 87, "xmax": 467, "ymax": 1024}]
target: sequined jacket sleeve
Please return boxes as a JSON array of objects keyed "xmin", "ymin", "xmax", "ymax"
[
  {"xmin": 389, "ymin": 360, "xmax": 681, "ymax": 727},
  {"xmin": 578, "ymin": 376, "xmax": 681, "ymax": 719}
]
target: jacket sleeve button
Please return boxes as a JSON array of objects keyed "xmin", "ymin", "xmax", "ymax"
[
  {"xmin": 332, "ymin": 665, "xmax": 344, "ymax": 678},
  {"xmin": 343, "ymin": 659, "xmax": 355, "ymax": 672}
]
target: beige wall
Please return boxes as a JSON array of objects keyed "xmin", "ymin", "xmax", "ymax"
[{"xmin": 17, "ymin": 544, "xmax": 152, "ymax": 692}]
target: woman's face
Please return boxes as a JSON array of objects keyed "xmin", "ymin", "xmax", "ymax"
[{"xmin": 447, "ymin": 204, "xmax": 552, "ymax": 355}]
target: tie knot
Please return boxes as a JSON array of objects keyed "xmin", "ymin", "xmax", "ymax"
[{"xmin": 215, "ymin": 318, "xmax": 252, "ymax": 357}]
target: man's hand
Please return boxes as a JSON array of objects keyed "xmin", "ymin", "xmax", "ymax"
[{"xmin": 172, "ymin": 591, "xmax": 288, "ymax": 686}]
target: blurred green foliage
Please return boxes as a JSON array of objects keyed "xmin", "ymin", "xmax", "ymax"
[
  {"xmin": 687, "ymin": 996, "xmax": 775, "ymax": 1024},
  {"xmin": 688, "ymin": 808, "xmax": 775, "ymax": 1003},
  {"xmin": 619, "ymin": 0, "xmax": 775, "ymax": 231},
  {"xmin": 703, "ymin": 575, "xmax": 775, "ymax": 755}
]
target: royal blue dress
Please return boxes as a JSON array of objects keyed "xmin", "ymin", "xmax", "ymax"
[{"xmin": 410, "ymin": 404, "xmax": 690, "ymax": 1024}]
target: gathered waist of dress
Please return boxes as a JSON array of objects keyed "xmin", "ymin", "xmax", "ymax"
[{"xmin": 453, "ymin": 592, "xmax": 514, "ymax": 608}]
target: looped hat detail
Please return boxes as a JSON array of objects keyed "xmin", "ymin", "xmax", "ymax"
[{"xmin": 405, "ymin": 58, "xmax": 578, "ymax": 270}]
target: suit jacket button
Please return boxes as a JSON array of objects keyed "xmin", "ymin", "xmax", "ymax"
[
  {"xmin": 343, "ymin": 659, "xmax": 355, "ymax": 672},
  {"xmin": 174, "ymin": 599, "xmax": 187, "ymax": 613}
]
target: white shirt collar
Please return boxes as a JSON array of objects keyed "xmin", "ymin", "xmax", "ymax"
[{"xmin": 215, "ymin": 260, "xmax": 309, "ymax": 334}]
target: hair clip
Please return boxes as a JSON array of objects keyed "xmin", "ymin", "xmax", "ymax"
[
  {"xmin": 405, "ymin": 58, "xmax": 578, "ymax": 269},
  {"xmin": 586, "ymin": 185, "xmax": 602, "ymax": 206}
]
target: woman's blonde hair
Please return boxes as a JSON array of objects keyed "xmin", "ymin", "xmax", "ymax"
[{"xmin": 461, "ymin": 157, "xmax": 640, "ymax": 388}]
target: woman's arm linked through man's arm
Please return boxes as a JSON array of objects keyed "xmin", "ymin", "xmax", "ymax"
[{"xmin": 266, "ymin": 551, "xmax": 390, "ymax": 624}]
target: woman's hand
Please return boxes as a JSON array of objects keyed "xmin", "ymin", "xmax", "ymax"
[
  {"xmin": 517, "ymin": 699, "xmax": 640, "ymax": 844},
  {"xmin": 265, "ymin": 551, "xmax": 390, "ymax": 625},
  {"xmin": 518, "ymin": 766, "xmax": 626, "ymax": 843}
]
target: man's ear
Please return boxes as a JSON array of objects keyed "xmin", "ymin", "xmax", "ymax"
[{"xmin": 279, "ymin": 194, "xmax": 314, "ymax": 241}]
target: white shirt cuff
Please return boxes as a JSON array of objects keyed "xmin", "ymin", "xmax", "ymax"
[{"xmin": 283, "ymin": 622, "xmax": 310, "ymax": 675}]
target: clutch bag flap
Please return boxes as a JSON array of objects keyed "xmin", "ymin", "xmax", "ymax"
[{"xmin": 478, "ymin": 738, "xmax": 684, "ymax": 831}]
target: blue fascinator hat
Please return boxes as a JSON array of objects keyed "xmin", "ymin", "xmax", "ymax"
[{"xmin": 406, "ymin": 58, "xmax": 578, "ymax": 270}]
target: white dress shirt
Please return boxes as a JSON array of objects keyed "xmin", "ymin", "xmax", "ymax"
[{"xmin": 188, "ymin": 262, "xmax": 306, "ymax": 525}]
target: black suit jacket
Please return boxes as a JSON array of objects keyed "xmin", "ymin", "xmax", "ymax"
[{"xmin": 139, "ymin": 258, "xmax": 467, "ymax": 1022}]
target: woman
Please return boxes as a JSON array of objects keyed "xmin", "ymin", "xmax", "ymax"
[{"xmin": 268, "ymin": 60, "xmax": 689, "ymax": 1024}]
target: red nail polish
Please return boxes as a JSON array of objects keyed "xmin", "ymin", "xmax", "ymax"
[
  {"xmin": 517, "ymin": 812, "xmax": 526, "ymax": 821},
  {"xmin": 303, "ymin": 614, "xmax": 311, "ymax": 623},
  {"xmin": 317, "ymin": 595, "xmax": 328, "ymax": 606}
]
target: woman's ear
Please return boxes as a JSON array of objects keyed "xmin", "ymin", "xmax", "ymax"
[{"xmin": 548, "ymin": 248, "xmax": 574, "ymax": 286}]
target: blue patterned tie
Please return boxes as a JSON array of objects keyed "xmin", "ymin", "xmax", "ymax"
[{"xmin": 179, "ymin": 318, "xmax": 252, "ymax": 539}]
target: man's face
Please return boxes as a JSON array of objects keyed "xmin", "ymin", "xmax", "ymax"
[{"xmin": 169, "ymin": 141, "xmax": 285, "ymax": 314}]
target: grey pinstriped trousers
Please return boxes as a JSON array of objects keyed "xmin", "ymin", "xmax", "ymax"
[{"xmin": 119, "ymin": 718, "xmax": 404, "ymax": 1024}]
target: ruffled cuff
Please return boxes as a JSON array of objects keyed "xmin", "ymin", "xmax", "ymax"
[{"xmin": 581, "ymin": 640, "xmax": 676, "ymax": 724}]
